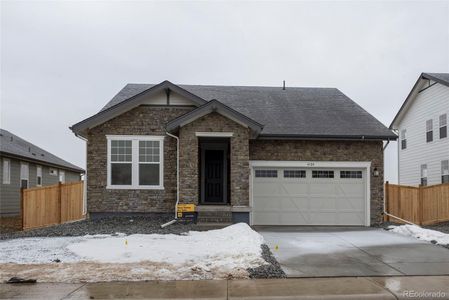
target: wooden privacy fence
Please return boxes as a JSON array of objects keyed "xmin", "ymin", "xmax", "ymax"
[
  {"xmin": 22, "ymin": 181, "xmax": 85, "ymax": 230},
  {"xmin": 385, "ymin": 181, "xmax": 449, "ymax": 225}
]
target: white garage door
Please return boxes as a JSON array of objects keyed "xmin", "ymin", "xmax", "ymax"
[{"xmin": 252, "ymin": 166, "xmax": 367, "ymax": 226}]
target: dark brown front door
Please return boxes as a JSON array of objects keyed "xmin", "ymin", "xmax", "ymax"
[
  {"xmin": 204, "ymin": 150, "xmax": 224, "ymax": 203},
  {"xmin": 200, "ymin": 139, "xmax": 229, "ymax": 204}
]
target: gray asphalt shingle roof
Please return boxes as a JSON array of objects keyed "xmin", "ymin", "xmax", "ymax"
[
  {"xmin": 101, "ymin": 83, "xmax": 396, "ymax": 139},
  {"xmin": 0, "ymin": 129, "xmax": 84, "ymax": 172}
]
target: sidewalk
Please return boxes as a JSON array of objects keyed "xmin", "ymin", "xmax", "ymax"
[{"xmin": 1, "ymin": 276, "xmax": 449, "ymax": 299}]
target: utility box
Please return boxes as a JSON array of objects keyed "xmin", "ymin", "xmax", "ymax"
[{"xmin": 177, "ymin": 204, "xmax": 197, "ymax": 223}]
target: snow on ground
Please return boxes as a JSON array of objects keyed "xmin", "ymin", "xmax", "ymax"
[
  {"xmin": 0, "ymin": 223, "xmax": 266, "ymax": 282},
  {"xmin": 389, "ymin": 224, "xmax": 449, "ymax": 245}
]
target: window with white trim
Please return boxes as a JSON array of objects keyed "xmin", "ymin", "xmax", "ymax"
[
  {"xmin": 401, "ymin": 129, "xmax": 407, "ymax": 150},
  {"xmin": 312, "ymin": 170, "xmax": 334, "ymax": 178},
  {"xmin": 442, "ymin": 160, "xmax": 449, "ymax": 184},
  {"xmin": 2, "ymin": 159, "xmax": 10, "ymax": 184},
  {"xmin": 284, "ymin": 170, "xmax": 306, "ymax": 178},
  {"xmin": 426, "ymin": 119, "xmax": 433, "ymax": 143},
  {"xmin": 420, "ymin": 164, "xmax": 428, "ymax": 186},
  {"xmin": 59, "ymin": 170, "xmax": 65, "ymax": 183},
  {"xmin": 36, "ymin": 165, "xmax": 42, "ymax": 186},
  {"xmin": 440, "ymin": 114, "xmax": 447, "ymax": 139},
  {"xmin": 340, "ymin": 170, "xmax": 363, "ymax": 179},
  {"xmin": 107, "ymin": 136, "xmax": 164, "ymax": 189},
  {"xmin": 20, "ymin": 162, "xmax": 29, "ymax": 189},
  {"xmin": 255, "ymin": 169, "xmax": 278, "ymax": 178}
]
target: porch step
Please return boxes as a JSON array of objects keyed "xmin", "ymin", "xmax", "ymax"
[
  {"xmin": 195, "ymin": 222, "xmax": 233, "ymax": 230},
  {"xmin": 197, "ymin": 210, "xmax": 232, "ymax": 224}
]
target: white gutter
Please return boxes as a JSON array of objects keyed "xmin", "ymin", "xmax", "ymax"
[{"xmin": 161, "ymin": 131, "xmax": 180, "ymax": 228}]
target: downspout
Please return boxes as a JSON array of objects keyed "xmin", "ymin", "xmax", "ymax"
[
  {"xmin": 382, "ymin": 138, "xmax": 416, "ymax": 226},
  {"xmin": 161, "ymin": 131, "xmax": 179, "ymax": 228}
]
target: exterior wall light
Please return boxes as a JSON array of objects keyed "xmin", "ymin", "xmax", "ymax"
[{"xmin": 373, "ymin": 167, "xmax": 379, "ymax": 177}]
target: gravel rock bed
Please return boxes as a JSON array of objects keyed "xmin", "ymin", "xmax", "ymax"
[
  {"xmin": 423, "ymin": 221, "xmax": 449, "ymax": 234},
  {"xmin": 247, "ymin": 244, "xmax": 286, "ymax": 279},
  {"xmin": 0, "ymin": 214, "xmax": 197, "ymax": 240}
]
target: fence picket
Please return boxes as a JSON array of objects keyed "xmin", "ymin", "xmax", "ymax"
[
  {"xmin": 21, "ymin": 181, "xmax": 85, "ymax": 230},
  {"xmin": 385, "ymin": 182, "xmax": 449, "ymax": 225}
]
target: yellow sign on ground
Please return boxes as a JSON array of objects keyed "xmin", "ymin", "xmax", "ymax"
[{"xmin": 177, "ymin": 204, "xmax": 195, "ymax": 213}]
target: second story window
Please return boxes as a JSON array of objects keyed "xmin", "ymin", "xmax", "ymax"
[
  {"xmin": 440, "ymin": 114, "xmax": 447, "ymax": 139},
  {"xmin": 442, "ymin": 160, "xmax": 449, "ymax": 184},
  {"xmin": 401, "ymin": 129, "xmax": 407, "ymax": 150},
  {"xmin": 420, "ymin": 164, "xmax": 428, "ymax": 186},
  {"xmin": 426, "ymin": 119, "xmax": 433, "ymax": 143}
]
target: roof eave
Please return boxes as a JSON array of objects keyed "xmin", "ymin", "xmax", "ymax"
[
  {"xmin": 166, "ymin": 99, "xmax": 264, "ymax": 136},
  {"xmin": 390, "ymin": 72, "xmax": 449, "ymax": 129},
  {"xmin": 71, "ymin": 81, "xmax": 208, "ymax": 135},
  {"xmin": 0, "ymin": 151, "xmax": 85, "ymax": 173},
  {"xmin": 257, "ymin": 133, "xmax": 398, "ymax": 141}
]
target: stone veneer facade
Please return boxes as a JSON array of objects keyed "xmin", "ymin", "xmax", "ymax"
[
  {"xmin": 86, "ymin": 105, "xmax": 384, "ymax": 225},
  {"xmin": 86, "ymin": 105, "xmax": 194, "ymax": 213},
  {"xmin": 249, "ymin": 140, "xmax": 385, "ymax": 225},
  {"xmin": 179, "ymin": 112, "xmax": 250, "ymax": 206}
]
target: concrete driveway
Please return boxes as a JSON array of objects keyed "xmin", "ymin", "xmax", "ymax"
[{"xmin": 256, "ymin": 226, "xmax": 449, "ymax": 277}]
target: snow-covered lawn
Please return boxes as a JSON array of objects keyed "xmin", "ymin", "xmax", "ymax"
[
  {"xmin": 389, "ymin": 224, "xmax": 449, "ymax": 246},
  {"xmin": 0, "ymin": 223, "xmax": 266, "ymax": 282}
]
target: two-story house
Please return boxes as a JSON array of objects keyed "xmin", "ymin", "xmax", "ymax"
[{"xmin": 390, "ymin": 73, "xmax": 449, "ymax": 186}]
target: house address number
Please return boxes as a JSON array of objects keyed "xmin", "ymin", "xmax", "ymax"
[{"xmin": 306, "ymin": 162, "xmax": 315, "ymax": 167}]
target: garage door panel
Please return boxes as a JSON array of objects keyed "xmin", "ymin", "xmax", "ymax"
[
  {"xmin": 252, "ymin": 166, "xmax": 367, "ymax": 226},
  {"xmin": 309, "ymin": 183, "xmax": 336, "ymax": 195},
  {"xmin": 280, "ymin": 197, "xmax": 309, "ymax": 210}
]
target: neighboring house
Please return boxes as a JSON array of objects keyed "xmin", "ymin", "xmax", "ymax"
[
  {"xmin": 390, "ymin": 73, "xmax": 449, "ymax": 186},
  {"xmin": 0, "ymin": 129, "xmax": 84, "ymax": 216},
  {"xmin": 71, "ymin": 81, "xmax": 396, "ymax": 226}
]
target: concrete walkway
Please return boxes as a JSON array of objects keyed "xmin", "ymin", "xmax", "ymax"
[
  {"xmin": 1, "ymin": 276, "xmax": 449, "ymax": 299},
  {"xmin": 256, "ymin": 226, "xmax": 449, "ymax": 277}
]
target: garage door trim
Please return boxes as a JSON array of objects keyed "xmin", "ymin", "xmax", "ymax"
[{"xmin": 249, "ymin": 160, "xmax": 372, "ymax": 226}]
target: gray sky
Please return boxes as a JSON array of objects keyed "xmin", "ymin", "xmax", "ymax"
[{"xmin": 1, "ymin": 0, "xmax": 449, "ymax": 182}]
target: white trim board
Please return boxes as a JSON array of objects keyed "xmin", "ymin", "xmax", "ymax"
[
  {"xmin": 249, "ymin": 160, "xmax": 372, "ymax": 227},
  {"xmin": 195, "ymin": 132, "xmax": 234, "ymax": 137}
]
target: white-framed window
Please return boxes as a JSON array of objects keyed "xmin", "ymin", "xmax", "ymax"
[
  {"xmin": 426, "ymin": 119, "xmax": 433, "ymax": 143},
  {"xmin": 312, "ymin": 170, "xmax": 334, "ymax": 178},
  {"xmin": 59, "ymin": 170, "xmax": 65, "ymax": 183},
  {"xmin": 442, "ymin": 160, "xmax": 449, "ymax": 184},
  {"xmin": 107, "ymin": 135, "xmax": 164, "ymax": 189},
  {"xmin": 2, "ymin": 158, "xmax": 10, "ymax": 184},
  {"xmin": 401, "ymin": 129, "xmax": 407, "ymax": 150},
  {"xmin": 420, "ymin": 164, "xmax": 428, "ymax": 186},
  {"xmin": 440, "ymin": 114, "xmax": 447, "ymax": 139},
  {"xmin": 255, "ymin": 169, "xmax": 278, "ymax": 178},
  {"xmin": 36, "ymin": 165, "xmax": 42, "ymax": 186},
  {"xmin": 20, "ymin": 162, "xmax": 29, "ymax": 189}
]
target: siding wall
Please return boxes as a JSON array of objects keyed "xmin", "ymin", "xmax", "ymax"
[
  {"xmin": 398, "ymin": 83, "xmax": 449, "ymax": 186},
  {"xmin": 0, "ymin": 156, "xmax": 82, "ymax": 215}
]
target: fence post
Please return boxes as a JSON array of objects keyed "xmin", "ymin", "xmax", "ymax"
[
  {"xmin": 418, "ymin": 185, "xmax": 423, "ymax": 225},
  {"xmin": 20, "ymin": 188, "xmax": 24, "ymax": 230},
  {"xmin": 58, "ymin": 182, "xmax": 62, "ymax": 224},
  {"xmin": 384, "ymin": 181, "xmax": 389, "ymax": 222}
]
